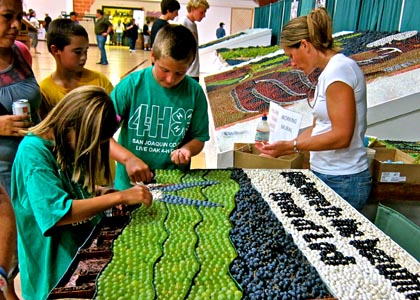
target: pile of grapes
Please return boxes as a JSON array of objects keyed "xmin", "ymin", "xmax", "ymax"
[{"xmin": 229, "ymin": 169, "xmax": 332, "ymax": 300}]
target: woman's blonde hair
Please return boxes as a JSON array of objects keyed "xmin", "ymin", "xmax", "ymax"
[
  {"xmin": 280, "ymin": 7, "xmax": 340, "ymax": 52},
  {"xmin": 186, "ymin": 0, "xmax": 209, "ymax": 13},
  {"xmin": 31, "ymin": 86, "xmax": 118, "ymax": 192}
]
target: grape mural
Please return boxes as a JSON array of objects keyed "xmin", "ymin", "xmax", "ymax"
[
  {"xmin": 48, "ymin": 169, "xmax": 420, "ymax": 300},
  {"xmin": 48, "ymin": 169, "xmax": 334, "ymax": 300},
  {"xmin": 205, "ymin": 31, "xmax": 420, "ymax": 129}
]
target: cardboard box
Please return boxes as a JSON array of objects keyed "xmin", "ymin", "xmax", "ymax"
[
  {"xmin": 371, "ymin": 147, "xmax": 420, "ymax": 183},
  {"xmin": 233, "ymin": 143, "xmax": 304, "ymax": 169},
  {"xmin": 367, "ymin": 148, "xmax": 376, "ymax": 172},
  {"xmin": 369, "ymin": 140, "xmax": 386, "ymax": 148},
  {"xmin": 368, "ymin": 138, "xmax": 386, "ymax": 148}
]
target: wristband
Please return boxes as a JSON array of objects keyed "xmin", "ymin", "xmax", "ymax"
[
  {"xmin": 293, "ymin": 139, "xmax": 300, "ymax": 153},
  {"xmin": 0, "ymin": 266, "xmax": 7, "ymax": 293}
]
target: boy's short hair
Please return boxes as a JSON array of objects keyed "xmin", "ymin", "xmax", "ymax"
[
  {"xmin": 69, "ymin": 11, "xmax": 77, "ymax": 17},
  {"xmin": 186, "ymin": 0, "xmax": 209, "ymax": 13},
  {"xmin": 161, "ymin": 0, "xmax": 181, "ymax": 14},
  {"xmin": 47, "ymin": 19, "xmax": 88, "ymax": 52},
  {"xmin": 153, "ymin": 24, "xmax": 197, "ymax": 64}
]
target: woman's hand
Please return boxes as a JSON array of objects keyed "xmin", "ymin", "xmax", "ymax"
[
  {"xmin": 0, "ymin": 114, "xmax": 33, "ymax": 136},
  {"xmin": 254, "ymin": 140, "xmax": 294, "ymax": 157},
  {"xmin": 120, "ymin": 185, "xmax": 153, "ymax": 207}
]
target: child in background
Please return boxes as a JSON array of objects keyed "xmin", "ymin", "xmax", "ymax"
[
  {"xmin": 114, "ymin": 19, "xmax": 125, "ymax": 46},
  {"xmin": 27, "ymin": 9, "xmax": 40, "ymax": 54},
  {"xmin": 181, "ymin": 0, "xmax": 210, "ymax": 82},
  {"xmin": 143, "ymin": 20, "xmax": 151, "ymax": 51},
  {"xmin": 11, "ymin": 86, "xmax": 153, "ymax": 300},
  {"xmin": 110, "ymin": 24, "xmax": 210, "ymax": 189},
  {"xmin": 39, "ymin": 18, "xmax": 113, "ymax": 119},
  {"xmin": 69, "ymin": 11, "xmax": 78, "ymax": 23},
  {"xmin": 150, "ymin": 0, "xmax": 180, "ymax": 46}
]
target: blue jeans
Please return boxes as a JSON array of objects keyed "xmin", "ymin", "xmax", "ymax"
[
  {"xmin": 116, "ymin": 32, "xmax": 123, "ymax": 44},
  {"xmin": 129, "ymin": 38, "xmax": 137, "ymax": 50},
  {"xmin": 96, "ymin": 34, "xmax": 108, "ymax": 64},
  {"xmin": 312, "ymin": 169, "xmax": 372, "ymax": 210}
]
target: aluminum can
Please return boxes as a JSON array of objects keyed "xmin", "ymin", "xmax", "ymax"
[{"xmin": 12, "ymin": 99, "xmax": 32, "ymax": 121}]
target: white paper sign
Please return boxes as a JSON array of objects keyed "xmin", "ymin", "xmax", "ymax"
[
  {"xmin": 268, "ymin": 102, "xmax": 302, "ymax": 143},
  {"xmin": 380, "ymin": 172, "xmax": 406, "ymax": 183}
]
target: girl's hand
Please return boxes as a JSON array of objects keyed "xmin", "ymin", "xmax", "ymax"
[{"xmin": 120, "ymin": 185, "xmax": 153, "ymax": 207}]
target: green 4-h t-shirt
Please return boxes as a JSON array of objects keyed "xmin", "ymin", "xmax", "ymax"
[{"xmin": 111, "ymin": 67, "xmax": 210, "ymax": 190}]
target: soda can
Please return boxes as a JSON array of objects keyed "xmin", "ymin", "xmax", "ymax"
[{"xmin": 12, "ymin": 99, "xmax": 32, "ymax": 122}]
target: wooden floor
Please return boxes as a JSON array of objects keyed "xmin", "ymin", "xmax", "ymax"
[{"xmin": 14, "ymin": 41, "xmax": 206, "ymax": 299}]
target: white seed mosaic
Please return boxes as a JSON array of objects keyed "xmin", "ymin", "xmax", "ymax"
[{"xmin": 244, "ymin": 169, "xmax": 420, "ymax": 300}]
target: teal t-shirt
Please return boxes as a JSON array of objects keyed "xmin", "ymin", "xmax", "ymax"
[
  {"xmin": 11, "ymin": 134, "xmax": 101, "ymax": 300},
  {"xmin": 111, "ymin": 67, "xmax": 210, "ymax": 190}
]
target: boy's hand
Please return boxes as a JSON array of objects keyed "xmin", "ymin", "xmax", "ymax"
[
  {"xmin": 171, "ymin": 148, "xmax": 191, "ymax": 165},
  {"xmin": 0, "ymin": 114, "xmax": 33, "ymax": 136},
  {"xmin": 125, "ymin": 156, "xmax": 153, "ymax": 183}
]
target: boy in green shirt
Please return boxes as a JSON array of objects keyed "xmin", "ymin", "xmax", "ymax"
[{"xmin": 110, "ymin": 24, "xmax": 210, "ymax": 189}]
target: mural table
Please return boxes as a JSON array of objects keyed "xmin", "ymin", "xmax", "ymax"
[{"xmin": 49, "ymin": 169, "xmax": 420, "ymax": 300}]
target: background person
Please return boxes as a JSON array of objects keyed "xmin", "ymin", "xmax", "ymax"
[
  {"xmin": 125, "ymin": 18, "xmax": 138, "ymax": 53},
  {"xmin": 181, "ymin": 0, "xmax": 209, "ymax": 82},
  {"xmin": 216, "ymin": 22, "xmax": 225, "ymax": 38},
  {"xmin": 27, "ymin": 9, "xmax": 40, "ymax": 54},
  {"xmin": 44, "ymin": 12, "xmax": 51, "ymax": 32},
  {"xmin": 11, "ymin": 86, "xmax": 153, "ymax": 300},
  {"xmin": 114, "ymin": 19, "xmax": 124, "ymax": 46},
  {"xmin": 110, "ymin": 24, "xmax": 210, "ymax": 189},
  {"xmin": 69, "ymin": 11, "xmax": 79, "ymax": 23},
  {"xmin": 0, "ymin": 184, "xmax": 18, "ymax": 300},
  {"xmin": 150, "ymin": 0, "xmax": 180, "ymax": 47},
  {"xmin": 256, "ymin": 7, "xmax": 371, "ymax": 210},
  {"xmin": 94, "ymin": 9, "xmax": 112, "ymax": 65},
  {"xmin": 107, "ymin": 15, "xmax": 115, "ymax": 45},
  {"xmin": 142, "ymin": 20, "xmax": 151, "ymax": 51}
]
